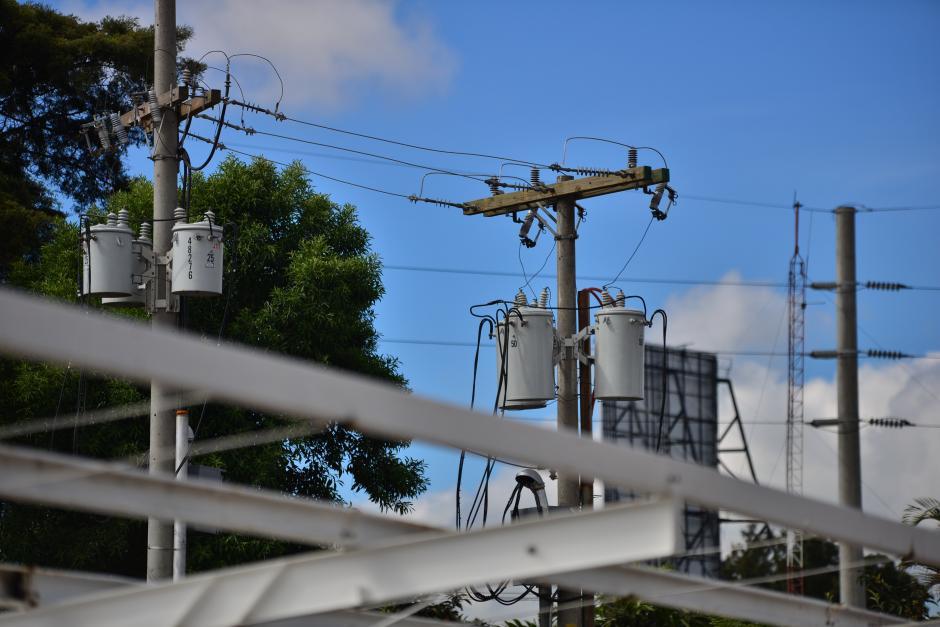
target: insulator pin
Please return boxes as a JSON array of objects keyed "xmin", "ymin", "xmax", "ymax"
[
  {"xmin": 865, "ymin": 281, "xmax": 908, "ymax": 291},
  {"xmin": 866, "ymin": 349, "xmax": 908, "ymax": 360},
  {"xmin": 868, "ymin": 417, "xmax": 912, "ymax": 428},
  {"xmin": 148, "ymin": 88, "xmax": 163, "ymax": 124},
  {"xmin": 95, "ymin": 116, "xmax": 111, "ymax": 150},
  {"xmin": 109, "ymin": 112, "xmax": 128, "ymax": 145},
  {"xmin": 627, "ymin": 148, "xmax": 638, "ymax": 169}
]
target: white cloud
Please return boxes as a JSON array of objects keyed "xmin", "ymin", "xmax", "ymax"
[
  {"xmin": 664, "ymin": 275, "xmax": 940, "ymax": 525},
  {"xmin": 662, "ymin": 270, "xmax": 788, "ymax": 352},
  {"xmin": 61, "ymin": 0, "xmax": 456, "ymax": 110}
]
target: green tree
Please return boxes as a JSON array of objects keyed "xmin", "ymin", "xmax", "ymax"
[
  {"xmin": 721, "ymin": 524, "xmax": 931, "ymax": 621},
  {"xmin": 0, "ymin": 0, "xmax": 192, "ymax": 276},
  {"xmin": 0, "ymin": 156, "xmax": 428, "ymax": 576},
  {"xmin": 902, "ymin": 498, "xmax": 940, "ymax": 613}
]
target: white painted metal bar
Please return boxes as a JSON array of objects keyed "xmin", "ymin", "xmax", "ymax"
[
  {"xmin": 0, "ymin": 500, "xmax": 681, "ymax": 627},
  {"xmin": 546, "ymin": 566, "xmax": 903, "ymax": 627},
  {"xmin": 0, "ymin": 565, "xmax": 134, "ymax": 609},
  {"xmin": 0, "ymin": 289, "xmax": 938, "ymax": 566},
  {"xmin": 0, "ymin": 446, "xmax": 908, "ymax": 626},
  {"xmin": 0, "ymin": 565, "xmax": 455, "ymax": 627},
  {"xmin": 0, "ymin": 446, "xmax": 909, "ymax": 626},
  {"xmin": 0, "ymin": 443, "xmax": 430, "ymax": 548}
]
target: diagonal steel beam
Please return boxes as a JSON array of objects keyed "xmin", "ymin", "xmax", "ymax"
[
  {"xmin": 0, "ymin": 448, "xmax": 907, "ymax": 626},
  {"xmin": 0, "ymin": 565, "xmax": 458, "ymax": 627},
  {"xmin": 0, "ymin": 288, "xmax": 937, "ymax": 566},
  {"xmin": 0, "ymin": 500, "xmax": 681, "ymax": 627},
  {"xmin": 0, "ymin": 444, "xmax": 429, "ymax": 548},
  {"xmin": 545, "ymin": 566, "xmax": 903, "ymax": 627}
]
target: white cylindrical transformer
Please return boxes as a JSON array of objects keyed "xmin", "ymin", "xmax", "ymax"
[
  {"xmin": 102, "ymin": 223, "xmax": 153, "ymax": 307},
  {"xmin": 171, "ymin": 211, "xmax": 224, "ymax": 296},
  {"xmin": 496, "ymin": 305, "xmax": 556, "ymax": 410},
  {"xmin": 82, "ymin": 211, "xmax": 135, "ymax": 297},
  {"xmin": 594, "ymin": 306, "xmax": 646, "ymax": 401}
]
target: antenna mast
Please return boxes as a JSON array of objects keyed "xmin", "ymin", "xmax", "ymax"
[{"xmin": 786, "ymin": 196, "xmax": 806, "ymax": 594}]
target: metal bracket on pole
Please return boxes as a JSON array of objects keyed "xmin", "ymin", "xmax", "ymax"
[
  {"xmin": 565, "ymin": 326, "xmax": 595, "ymax": 366},
  {"xmin": 463, "ymin": 168, "xmax": 669, "ymax": 217},
  {"xmin": 149, "ymin": 254, "xmax": 179, "ymax": 313},
  {"xmin": 120, "ymin": 86, "xmax": 222, "ymax": 133}
]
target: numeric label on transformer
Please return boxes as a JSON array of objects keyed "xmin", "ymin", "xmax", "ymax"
[{"xmin": 187, "ymin": 236, "xmax": 193, "ymax": 279}]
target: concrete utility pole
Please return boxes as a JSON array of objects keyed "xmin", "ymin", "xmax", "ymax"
[
  {"xmin": 464, "ymin": 165, "xmax": 668, "ymax": 627},
  {"xmin": 147, "ymin": 0, "xmax": 179, "ymax": 582},
  {"xmin": 554, "ymin": 177, "xmax": 582, "ymax": 627},
  {"xmin": 835, "ymin": 205, "xmax": 865, "ymax": 607},
  {"xmin": 173, "ymin": 409, "xmax": 192, "ymax": 580}
]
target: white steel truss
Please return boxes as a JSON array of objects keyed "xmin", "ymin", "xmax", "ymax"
[
  {"xmin": 0, "ymin": 443, "xmax": 909, "ymax": 626},
  {"xmin": 0, "ymin": 289, "xmax": 935, "ymax": 564},
  {"xmin": 0, "ymin": 443, "xmax": 428, "ymax": 549},
  {"xmin": 0, "ymin": 445, "xmax": 907, "ymax": 626},
  {"xmin": 0, "ymin": 565, "xmax": 457, "ymax": 627},
  {"xmin": 546, "ymin": 566, "xmax": 902, "ymax": 626},
  {"xmin": 0, "ymin": 288, "xmax": 935, "ymax": 627},
  {"xmin": 0, "ymin": 500, "xmax": 680, "ymax": 627}
]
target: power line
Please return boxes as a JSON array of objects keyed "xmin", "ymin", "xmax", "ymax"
[
  {"xmin": 682, "ymin": 194, "xmax": 830, "ymax": 213},
  {"xmin": 226, "ymin": 98, "xmax": 553, "ymax": 169},
  {"xmin": 384, "ymin": 264, "xmax": 786, "ymax": 288},
  {"xmin": 683, "ymin": 195, "xmax": 940, "ymax": 214},
  {"xmin": 604, "ymin": 215, "xmax": 655, "ymax": 288},
  {"xmin": 377, "ymin": 338, "xmax": 940, "ymax": 359},
  {"xmin": 382, "ymin": 264, "xmax": 940, "ymax": 293},
  {"xmin": 198, "ymin": 114, "xmax": 492, "ymax": 186},
  {"xmin": 187, "ymin": 134, "xmax": 469, "ymax": 209}
]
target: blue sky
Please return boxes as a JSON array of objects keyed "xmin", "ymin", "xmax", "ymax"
[{"xmin": 58, "ymin": 0, "xmax": 940, "ymax": 584}]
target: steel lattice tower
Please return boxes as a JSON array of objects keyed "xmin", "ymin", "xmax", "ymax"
[{"xmin": 786, "ymin": 200, "xmax": 807, "ymax": 595}]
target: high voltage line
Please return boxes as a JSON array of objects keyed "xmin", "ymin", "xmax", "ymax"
[
  {"xmin": 214, "ymin": 99, "xmax": 940, "ymax": 215},
  {"xmin": 187, "ymin": 134, "xmax": 940, "ymax": 296},
  {"xmin": 377, "ymin": 338, "xmax": 940, "ymax": 360},
  {"xmin": 381, "ymin": 264, "xmax": 940, "ymax": 292},
  {"xmin": 191, "ymin": 132, "xmax": 940, "ymax": 244}
]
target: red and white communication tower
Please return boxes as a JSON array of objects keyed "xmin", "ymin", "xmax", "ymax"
[{"xmin": 786, "ymin": 199, "xmax": 807, "ymax": 595}]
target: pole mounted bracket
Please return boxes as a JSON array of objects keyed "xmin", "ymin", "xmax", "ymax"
[
  {"xmin": 121, "ymin": 86, "xmax": 223, "ymax": 134},
  {"xmin": 463, "ymin": 167, "xmax": 670, "ymax": 218},
  {"xmin": 558, "ymin": 327, "xmax": 595, "ymax": 366},
  {"xmin": 149, "ymin": 254, "xmax": 179, "ymax": 314}
]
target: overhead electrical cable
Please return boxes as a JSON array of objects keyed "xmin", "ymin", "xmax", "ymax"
[
  {"xmin": 604, "ymin": 215, "xmax": 655, "ymax": 289},
  {"xmin": 382, "ymin": 265, "xmax": 940, "ymax": 292},
  {"xmin": 226, "ymin": 98, "xmax": 555, "ymax": 169},
  {"xmin": 197, "ymin": 114, "xmax": 493, "ymax": 185},
  {"xmin": 385, "ymin": 264, "xmax": 787, "ymax": 288},
  {"xmin": 683, "ymin": 194, "xmax": 940, "ymax": 214},
  {"xmin": 186, "ymin": 134, "xmax": 468, "ymax": 209},
  {"xmin": 377, "ymin": 338, "xmax": 940, "ymax": 359}
]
